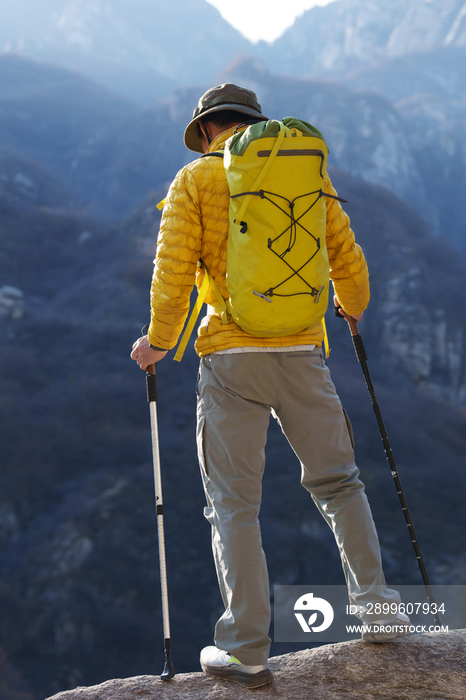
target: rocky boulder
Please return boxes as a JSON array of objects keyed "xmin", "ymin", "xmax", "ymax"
[{"xmin": 45, "ymin": 629, "xmax": 466, "ymax": 700}]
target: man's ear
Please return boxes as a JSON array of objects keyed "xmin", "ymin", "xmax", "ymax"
[{"xmin": 199, "ymin": 120, "xmax": 211, "ymax": 145}]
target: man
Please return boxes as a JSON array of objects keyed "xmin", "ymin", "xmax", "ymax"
[{"xmin": 131, "ymin": 84, "xmax": 408, "ymax": 689}]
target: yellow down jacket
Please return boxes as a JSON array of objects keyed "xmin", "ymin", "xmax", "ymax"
[{"xmin": 148, "ymin": 126, "xmax": 369, "ymax": 357}]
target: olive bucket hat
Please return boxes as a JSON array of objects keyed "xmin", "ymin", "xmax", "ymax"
[{"xmin": 184, "ymin": 83, "xmax": 268, "ymax": 153}]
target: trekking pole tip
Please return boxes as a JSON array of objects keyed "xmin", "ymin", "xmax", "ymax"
[{"xmin": 161, "ymin": 660, "xmax": 176, "ymax": 681}]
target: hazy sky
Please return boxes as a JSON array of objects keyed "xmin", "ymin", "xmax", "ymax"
[{"xmin": 206, "ymin": 0, "xmax": 335, "ymax": 43}]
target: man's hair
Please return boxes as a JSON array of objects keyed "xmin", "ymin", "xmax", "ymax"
[{"xmin": 196, "ymin": 109, "xmax": 245, "ymax": 138}]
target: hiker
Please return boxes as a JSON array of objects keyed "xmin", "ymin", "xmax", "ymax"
[{"xmin": 130, "ymin": 83, "xmax": 409, "ymax": 689}]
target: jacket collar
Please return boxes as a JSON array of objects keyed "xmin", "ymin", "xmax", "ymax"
[{"xmin": 207, "ymin": 125, "xmax": 247, "ymax": 153}]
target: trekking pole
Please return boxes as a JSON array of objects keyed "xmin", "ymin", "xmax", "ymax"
[
  {"xmin": 145, "ymin": 353, "xmax": 176, "ymax": 680},
  {"xmin": 335, "ymin": 307, "xmax": 441, "ymax": 627}
]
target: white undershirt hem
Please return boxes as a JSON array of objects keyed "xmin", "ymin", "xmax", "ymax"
[{"xmin": 212, "ymin": 344, "xmax": 317, "ymax": 355}]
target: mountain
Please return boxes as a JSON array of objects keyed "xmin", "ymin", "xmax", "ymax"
[
  {"xmin": 0, "ymin": 53, "xmax": 136, "ymax": 216},
  {"xmin": 344, "ymin": 44, "xmax": 466, "ymax": 103},
  {"xmin": 1, "ymin": 2, "xmax": 466, "ymax": 244},
  {"xmin": 0, "ymin": 0, "xmax": 249, "ymax": 104},
  {"xmin": 0, "ymin": 55, "xmax": 202, "ymax": 217},
  {"xmin": 2, "ymin": 0, "xmax": 465, "ymax": 104},
  {"xmin": 2, "ymin": 49, "xmax": 465, "ymax": 248},
  {"xmin": 0, "ymin": 144, "xmax": 78, "ymax": 210},
  {"xmin": 338, "ymin": 45, "xmax": 466, "ymax": 249},
  {"xmin": 257, "ymin": 0, "xmax": 466, "ymax": 75},
  {"xmin": 1, "ymin": 56, "xmax": 423, "ymax": 219},
  {"xmin": 388, "ymin": 0, "xmax": 466, "ymax": 55}
]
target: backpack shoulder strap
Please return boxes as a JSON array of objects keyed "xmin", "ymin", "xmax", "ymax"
[
  {"xmin": 200, "ymin": 151, "xmax": 224, "ymax": 159},
  {"xmin": 232, "ymin": 123, "xmax": 287, "ymax": 230},
  {"xmin": 173, "ymin": 262, "xmax": 229, "ymax": 362},
  {"xmin": 173, "ymin": 267, "xmax": 211, "ymax": 362}
]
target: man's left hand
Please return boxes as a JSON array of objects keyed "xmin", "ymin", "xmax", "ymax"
[
  {"xmin": 333, "ymin": 295, "xmax": 364, "ymax": 322},
  {"xmin": 131, "ymin": 336, "xmax": 168, "ymax": 370}
]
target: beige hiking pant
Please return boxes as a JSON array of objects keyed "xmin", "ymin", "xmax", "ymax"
[{"xmin": 196, "ymin": 349, "xmax": 399, "ymax": 665}]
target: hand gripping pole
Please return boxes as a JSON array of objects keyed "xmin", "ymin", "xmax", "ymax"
[{"xmin": 146, "ymin": 363, "xmax": 176, "ymax": 680}]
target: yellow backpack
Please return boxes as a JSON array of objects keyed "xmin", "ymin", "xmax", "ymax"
[
  {"xmin": 224, "ymin": 117, "xmax": 331, "ymax": 336},
  {"xmin": 165, "ymin": 118, "xmax": 345, "ymax": 360}
]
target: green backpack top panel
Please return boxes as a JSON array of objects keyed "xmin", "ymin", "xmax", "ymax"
[{"xmin": 227, "ymin": 117, "xmax": 326, "ymax": 157}]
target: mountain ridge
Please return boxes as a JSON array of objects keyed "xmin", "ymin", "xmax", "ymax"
[
  {"xmin": 0, "ymin": 0, "xmax": 249, "ymax": 103},
  {"xmin": 3, "ymin": 0, "xmax": 466, "ymax": 102},
  {"xmin": 258, "ymin": 0, "xmax": 466, "ymax": 75}
]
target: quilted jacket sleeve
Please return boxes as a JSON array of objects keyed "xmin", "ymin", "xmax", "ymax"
[
  {"xmin": 324, "ymin": 173, "xmax": 370, "ymax": 316},
  {"xmin": 147, "ymin": 166, "xmax": 202, "ymax": 349}
]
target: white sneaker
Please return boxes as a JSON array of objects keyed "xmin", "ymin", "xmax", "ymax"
[
  {"xmin": 362, "ymin": 612, "xmax": 411, "ymax": 642},
  {"xmin": 200, "ymin": 646, "xmax": 273, "ymax": 688}
]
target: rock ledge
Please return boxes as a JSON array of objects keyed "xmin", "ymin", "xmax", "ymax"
[{"xmin": 46, "ymin": 629, "xmax": 466, "ymax": 700}]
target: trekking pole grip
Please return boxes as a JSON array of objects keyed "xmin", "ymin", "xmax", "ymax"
[
  {"xmin": 146, "ymin": 364, "xmax": 157, "ymax": 402},
  {"xmin": 141, "ymin": 323, "xmax": 157, "ymax": 398},
  {"xmin": 349, "ymin": 321, "xmax": 368, "ymax": 364},
  {"xmin": 335, "ymin": 304, "xmax": 367, "ymax": 362}
]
